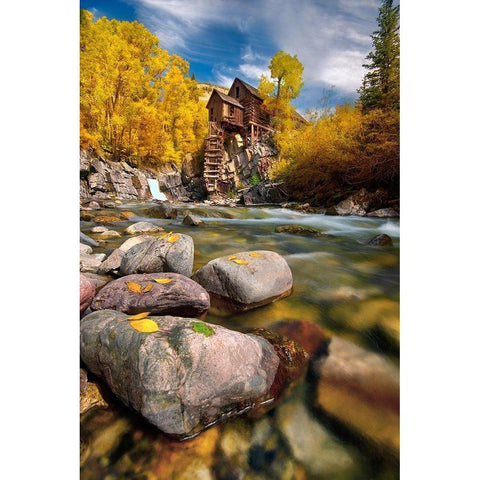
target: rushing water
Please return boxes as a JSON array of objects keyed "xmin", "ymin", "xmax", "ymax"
[{"xmin": 80, "ymin": 201, "xmax": 400, "ymax": 479}]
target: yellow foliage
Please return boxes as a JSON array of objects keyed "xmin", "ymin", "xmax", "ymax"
[
  {"xmin": 154, "ymin": 278, "xmax": 173, "ymax": 284},
  {"xmin": 129, "ymin": 319, "xmax": 159, "ymax": 333},
  {"xmin": 125, "ymin": 281, "xmax": 143, "ymax": 294},
  {"xmin": 128, "ymin": 312, "xmax": 151, "ymax": 320},
  {"xmin": 80, "ymin": 10, "xmax": 207, "ymax": 166}
]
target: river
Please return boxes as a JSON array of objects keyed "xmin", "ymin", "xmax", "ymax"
[{"xmin": 80, "ymin": 201, "xmax": 400, "ymax": 479}]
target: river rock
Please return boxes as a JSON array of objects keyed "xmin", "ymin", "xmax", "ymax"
[
  {"xmin": 192, "ymin": 251, "xmax": 293, "ymax": 313},
  {"xmin": 91, "ymin": 273, "xmax": 210, "ymax": 317},
  {"xmin": 118, "ymin": 235, "xmax": 153, "ymax": 252},
  {"xmin": 182, "ymin": 213, "xmax": 204, "ymax": 226},
  {"xmin": 140, "ymin": 201, "xmax": 177, "ymax": 219},
  {"xmin": 98, "ymin": 248, "xmax": 125, "ymax": 275},
  {"xmin": 80, "ymin": 310, "xmax": 282, "ymax": 437},
  {"xmin": 124, "ymin": 221, "xmax": 164, "ymax": 235},
  {"xmin": 312, "ymin": 337, "xmax": 399, "ymax": 455},
  {"xmin": 366, "ymin": 233, "xmax": 393, "ymax": 246},
  {"xmin": 93, "ymin": 215, "xmax": 122, "ymax": 224},
  {"xmin": 275, "ymin": 225, "xmax": 326, "ymax": 237},
  {"xmin": 80, "ymin": 211, "xmax": 96, "ymax": 221},
  {"xmin": 276, "ymin": 399, "xmax": 355, "ymax": 477},
  {"xmin": 90, "ymin": 226, "xmax": 109, "ymax": 233},
  {"xmin": 80, "ymin": 253, "xmax": 106, "ymax": 273},
  {"xmin": 81, "ymin": 272, "xmax": 112, "ymax": 292},
  {"xmin": 121, "ymin": 235, "xmax": 194, "ymax": 277},
  {"xmin": 366, "ymin": 208, "xmax": 399, "ymax": 218},
  {"xmin": 80, "ymin": 368, "xmax": 107, "ymax": 414},
  {"xmin": 80, "ymin": 274, "xmax": 96, "ymax": 314},
  {"xmin": 80, "ymin": 231, "xmax": 99, "ymax": 247},
  {"xmin": 80, "ymin": 243, "xmax": 93, "ymax": 255},
  {"xmin": 88, "ymin": 201, "xmax": 101, "ymax": 210},
  {"xmin": 97, "ymin": 229, "xmax": 121, "ymax": 238},
  {"xmin": 326, "ymin": 188, "xmax": 388, "ymax": 216}
]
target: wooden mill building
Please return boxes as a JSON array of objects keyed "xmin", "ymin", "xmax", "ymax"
[{"xmin": 204, "ymin": 78, "xmax": 274, "ymax": 192}]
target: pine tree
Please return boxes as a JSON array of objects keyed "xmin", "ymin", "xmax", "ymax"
[{"xmin": 359, "ymin": 0, "xmax": 399, "ymax": 112}]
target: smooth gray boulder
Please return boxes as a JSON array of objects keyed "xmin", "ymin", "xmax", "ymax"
[
  {"xmin": 124, "ymin": 221, "xmax": 164, "ymax": 235},
  {"xmin": 80, "ymin": 310, "xmax": 280, "ymax": 437},
  {"xmin": 118, "ymin": 235, "xmax": 153, "ymax": 253},
  {"xmin": 120, "ymin": 234, "xmax": 194, "ymax": 277},
  {"xmin": 192, "ymin": 251, "xmax": 293, "ymax": 313},
  {"xmin": 91, "ymin": 273, "xmax": 210, "ymax": 317}
]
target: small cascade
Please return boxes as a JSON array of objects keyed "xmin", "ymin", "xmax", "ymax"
[{"xmin": 147, "ymin": 178, "xmax": 167, "ymax": 200}]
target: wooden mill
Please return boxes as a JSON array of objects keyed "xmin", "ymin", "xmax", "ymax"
[{"xmin": 204, "ymin": 78, "xmax": 274, "ymax": 193}]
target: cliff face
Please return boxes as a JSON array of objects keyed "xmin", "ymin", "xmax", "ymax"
[{"xmin": 80, "ymin": 150, "xmax": 192, "ymax": 202}]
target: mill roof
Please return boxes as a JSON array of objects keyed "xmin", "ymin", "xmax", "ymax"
[{"xmin": 210, "ymin": 89, "xmax": 244, "ymax": 109}]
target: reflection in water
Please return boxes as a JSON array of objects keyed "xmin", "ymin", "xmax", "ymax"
[{"xmin": 81, "ymin": 202, "xmax": 399, "ymax": 479}]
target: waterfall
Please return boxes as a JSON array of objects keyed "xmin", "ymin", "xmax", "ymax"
[{"xmin": 147, "ymin": 178, "xmax": 167, "ymax": 200}]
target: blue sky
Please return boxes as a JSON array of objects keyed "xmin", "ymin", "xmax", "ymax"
[{"xmin": 80, "ymin": 0, "xmax": 384, "ymax": 113}]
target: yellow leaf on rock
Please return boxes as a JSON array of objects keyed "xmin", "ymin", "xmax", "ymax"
[
  {"xmin": 126, "ymin": 281, "xmax": 143, "ymax": 294},
  {"xmin": 157, "ymin": 233, "xmax": 170, "ymax": 241},
  {"xmin": 154, "ymin": 278, "xmax": 173, "ymax": 284},
  {"xmin": 233, "ymin": 259, "xmax": 249, "ymax": 265},
  {"xmin": 143, "ymin": 283, "xmax": 153, "ymax": 293},
  {"xmin": 168, "ymin": 234, "xmax": 180, "ymax": 243},
  {"xmin": 128, "ymin": 311, "xmax": 151, "ymax": 320},
  {"xmin": 228, "ymin": 255, "xmax": 237, "ymax": 260},
  {"xmin": 129, "ymin": 319, "xmax": 159, "ymax": 333},
  {"xmin": 249, "ymin": 252, "xmax": 261, "ymax": 257}
]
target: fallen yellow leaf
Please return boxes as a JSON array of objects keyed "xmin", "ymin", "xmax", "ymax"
[
  {"xmin": 249, "ymin": 252, "xmax": 261, "ymax": 257},
  {"xmin": 143, "ymin": 283, "xmax": 153, "ymax": 293},
  {"xmin": 154, "ymin": 278, "xmax": 173, "ymax": 284},
  {"xmin": 126, "ymin": 281, "xmax": 143, "ymax": 294},
  {"xmin": 168, "ymin": 234, "xmax": 180, "ymax": 243},
  {"xmin": 233, "ymin": 259, "xmax": 249, "ymax": 265},
  {"xmin": 157, "ymin": 233, "xmax": 169, "ymax": 241},
  {"xmin": 129, "ymin": 319, "xmax": 159, "ymax": 333},
  {"xmin": 228, "ymin": 255, "xmax": 237, "ymax": 260},
  {"xmin": 128, "ymin": 311, "xmax": 151, "ymax": 320}
]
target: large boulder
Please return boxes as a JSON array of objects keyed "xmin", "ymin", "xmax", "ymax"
[
  {"xmin": 80, "ymin": 253, "xmax": 106, "ymax": 273},
  {"xmin": 118, "ymin": 235, "xmax": 153, "ymax": 253},
  {"xmin": 98, "ymin": 249, "xmax": 125, "ymax": 275},
  {"xmin": 182, "ymin": 213, "xmax": 204, "ymax": 226},
  {"xmin": 80, "ymin": 310, "xmax": 299, "ymax": 438},
  {"xmin": 80, "ymin": 274, "xmax": 96, "ymax": 314},
  {"xmin": 366, "ymin": 208, "xmax": 399, "ymax": 218},
  {"xmin": 120, "ymin": 234, "xmax": 194, "ymax": 277},
  {"xmin": 312, "ymin": 337, "xmax": 399, "ymax": 455},
  {"xmin": 241, "ymin": 181, "xmax": 288, "ymax": 205},
  {"xmin": 91, "ymin": 273, "xmax": 210, "ymax": 317},
  {"xmin": 326, "ymin": 188, "xmax": 388, "ymax": 216},
  {"xmin": 192, "ymin": 251, "xmax": 293, "ymax": 314}
]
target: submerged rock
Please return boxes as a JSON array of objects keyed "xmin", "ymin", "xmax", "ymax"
[
  {"xmin": 121, "ymin": 234, "xmax": 194, "ymax": 277},
  {"xmin": 312, "ymin": 337, "xmax": 399, "ymax": 455},
  {"xmin": 192, "ymin": 251, "xmax": 293, "ymax": 314},
  {"xmin": 80, "ymin": 310, "xmax": 302, "ymax": 438},
  {"xmin": 80, "ymin": 368, "xmax": 108, "ymax": 414},
  {"xmin": 276, "ymin": 399, "xmax": 356, "ymax": 477},
  {"xmin": 275, "ymin": 225, "xmax": 326, "ymax": 237},
  {"xmin": 91, "ymin": 273, "xmax": 210, "ymax": 317},
  {"xmin": 366, "ymin": 233, "xmax": 393, "ymax": 246},
  {"xmin": 124, "ymin": 221, "xmax": 164, "ymax": 235},
  {"xmin": 366, "ymin": 208, "xmax": 399, "ymax": 218},
  {"xmin": 93, "ymin": 215, "xmax": 122, "ymax": 224},
  {"xmin": 80, "ymin": 274, "xmax": 96, "ymax": 314}
]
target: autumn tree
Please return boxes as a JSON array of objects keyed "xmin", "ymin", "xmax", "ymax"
[
  {"xmin": 258, "ymin": 51, "xmax": 304, "ymax": 130},
  {"xmin": 80, "ymin": 10, "xmax": 206, "ymax": 166},
  {"xmin": 358, "ymin": 0, "xmax": 400, "ymax": 112}
]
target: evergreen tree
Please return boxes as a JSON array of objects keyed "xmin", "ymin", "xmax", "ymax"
[{"xmin": 359, "ymin": 0, "xmax": 399, "ymax": 112}]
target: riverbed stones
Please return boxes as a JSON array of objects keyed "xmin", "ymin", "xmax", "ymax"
[
  {"xmin": 366, "ymin": 208, "xmax": 399, "ymax": 218},
  {"xmin": 80, "ymin": 274, "xmax": 96, "ymax": 314},
  {"xmin": 120, "ymin": 235, "xmax": 194, "ymax": 277},
  {"xmin": 118, "ymin": 235, "xmax": 153, "ymax": 252},
  {"xmin": 192, "ymin": 251, "xmax": 293, "ymax": 313},
  {"xmin": 366, "ymin": 233, "xmax": 393, "ymax": 246},
  {"xmin": 80, "ymin": 310, "xmax": 281, "ymax": 437},
  {"xmin": 91, "ymin": 273, "xmax": 210, "ymax": 317},
  {"xmin": 80, "ymin": 232, "xmax": 99, "ymax": 248},
  {"xmin": 124, "ymin": 221, "xmax": 164, "ymax": 235},
  {"xmin": 93, "ymin": 215, "xmax": 122, "ymax": 224},
  {"xmin": 80, "ymin": 243, "xmax": 93, "ymax": 255},
  {"xmin": 275, "ymin": 225, "xmax": 326, "ymax": 237},
  {"xmin": 276, "ymin": 399, "xmax": 356, "ymax": 477},
  {"xmin": 140, "ymin": 201, "xmax": 177, "ymax": 219},
  {"xmin": 312, "ymin": 337, "xmax": 399, "ymax": 455}
]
